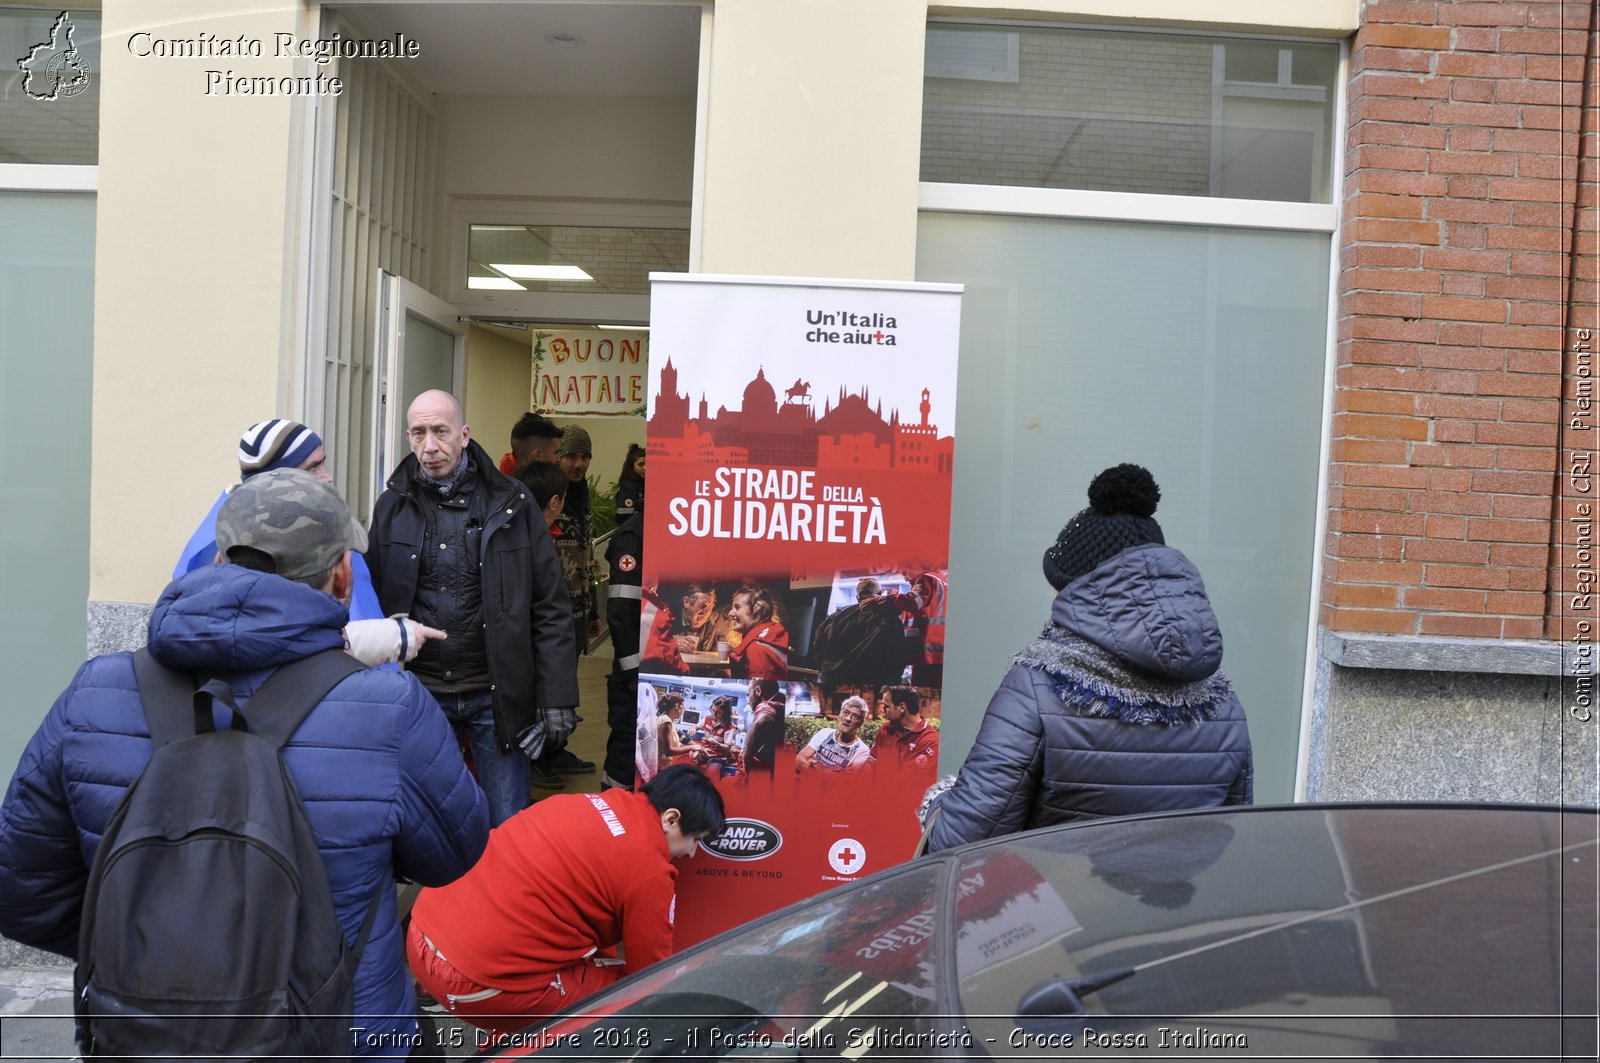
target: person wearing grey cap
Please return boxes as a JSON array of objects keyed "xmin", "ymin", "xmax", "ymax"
[
  {"xmin": 0, "ymin": 468, "xmax": 490, "ymax": 1059},
  {"xmin": 367, "ymin": 390, "xmax": 580, "ymax": 824},
  {"xmin": 925, "ymin": 464, "xmax": 1252, "ymax": 852}
]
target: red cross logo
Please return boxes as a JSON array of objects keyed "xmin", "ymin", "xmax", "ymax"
[
  {"xmin": 618, "ymin": 554, "xmax": 637, "ymax": 572},
  {"xmin": 828, "ymin": 837, "xmax": 866, "ymax": 875}
]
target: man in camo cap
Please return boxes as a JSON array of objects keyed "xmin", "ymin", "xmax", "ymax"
[{"xmin": 215, "ymin": 467, "xmax": 370, "ymax": 585}]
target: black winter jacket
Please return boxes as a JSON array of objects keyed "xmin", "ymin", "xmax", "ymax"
[
  {"xmin": 927, "ymin": 544, "xmax": 1252, "ymax": 852},
  {"xmin": 367, "ymin": 440, "xmax": 579, "ymax": 748}
]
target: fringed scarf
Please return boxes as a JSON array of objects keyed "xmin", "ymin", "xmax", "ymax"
[{"xmin": 1014, "ymin": 623, "xmax": 1236, "ymax": 726}]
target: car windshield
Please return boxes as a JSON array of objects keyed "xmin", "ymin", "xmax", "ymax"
[{"xmin": 506, "ymin": 859, "xmax": 954, "ymax": 1058}]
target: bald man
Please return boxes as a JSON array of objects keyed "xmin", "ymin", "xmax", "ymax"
[{"xmin": 366, "ymin": 390, "xmax": 579, "ymax": 826}]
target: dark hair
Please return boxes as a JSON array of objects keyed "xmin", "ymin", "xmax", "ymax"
[
  {"xmin": 619, "ymin": 443, "xmax": 646, "ymax": 484},
  {"xmin": 516, "ymin": 460, "xmax": 567, "ymax": 509},
  {"xmin": 748, "ymin": 678, "xmax": 783, "ymax": 703},
  {"xmin": 224, "ymin": 545, "xmax": 336, "ymax": 592},
  {"xmin": 658, "ymin": 693, "xmax": 685, "ymax": 714},
  {"xmin": 511, "ymin": 412, "xmax": 562, "ymax": 444},
  {"xmin": 881, "ymin": 684, "xmax": 920, "ymax": 716},
  {"xmin": 710, "ymin": 696, "xmax": 736, "ymax": 724},
  {"xmin": 643, "ymin": 765, "xmax": 727, "ymax": 838}
]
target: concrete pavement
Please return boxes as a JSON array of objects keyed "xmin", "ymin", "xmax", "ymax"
[
  {"xmin": 0, "ymin": 936, "xmax": 482, "ymax": 1061},
  {"xmin": 0, "ymin": 939, "xmax": 72, "ymax": 1061}
]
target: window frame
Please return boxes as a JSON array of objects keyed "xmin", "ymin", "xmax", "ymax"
[{"xmin": 917, "ymin": 17, "xmax": 1348, "ymax": 802}]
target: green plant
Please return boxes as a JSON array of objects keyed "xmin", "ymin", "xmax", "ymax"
[
  {"xmin": 530, "ymin": 331, "xmax": 550, "ymax": 410},
  {"xmin": 589, "ymin": 474, "xmax": 618, "ymax": 538}
]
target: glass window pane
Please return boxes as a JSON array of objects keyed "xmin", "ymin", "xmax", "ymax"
[
  {"xmin": 1290, "ymin": 43, "xmax": 1337, "ymax": 88},
  {"xmin": 0, "ymin": 191, "xmax": 94, "ymax": 772},
  {"xmin": 467, "ymin": 224, "xmax": 689, "ymax": 295},
  {"xmin": 916, "ymin": 212, "xmax": 1330, "ymax": 804},
  {"xmin": 921, "ymin": 24, "xmax": 1337, "ymax": 203},
  {"xmin": 0, "ymin": 7, "xmax": 100, "ymax": 164},
  {"xmin": 1224, "ymin": 40, "xmax": 1282, "ymax": 84}
]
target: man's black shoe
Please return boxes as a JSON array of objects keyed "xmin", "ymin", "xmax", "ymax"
[
  {"xmin": 529, "ymin": 762, "xmax": 565, "ymax": 790},
  {"xmin": 548, "ymin": 749, "xmax": 597, "ymax": 775}
]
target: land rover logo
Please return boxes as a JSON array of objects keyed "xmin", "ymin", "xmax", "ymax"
[{"xmin": 703, "ymin": 818, "xmax": 782, "ymax": 861}]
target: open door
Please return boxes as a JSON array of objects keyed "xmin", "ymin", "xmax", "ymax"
[{"xmin": 371, "ymin": 271, "xmax": 467, "ymax": 493}]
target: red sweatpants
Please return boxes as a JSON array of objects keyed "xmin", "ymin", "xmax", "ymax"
[{"xmin": 406, "ymin": 920, "xmax": 625, "ymax": 1039}]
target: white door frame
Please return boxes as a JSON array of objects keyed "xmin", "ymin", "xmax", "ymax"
[{"xmin": 371, "ymin": 270, "xmax": 467, "ymax": 494}]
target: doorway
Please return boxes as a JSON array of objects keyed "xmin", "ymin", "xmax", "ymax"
[{"xmin": 305, "ymin": 1, "xmax": 701, "ymax": 518}]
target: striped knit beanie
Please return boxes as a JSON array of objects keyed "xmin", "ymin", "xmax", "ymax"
[{"xmin": 238, "ymin": 419, "xmax": 324, "ymax": 480}]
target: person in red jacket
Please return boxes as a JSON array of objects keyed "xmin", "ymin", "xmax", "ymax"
[
  {"xmin": 405, "ymin": 766, "xmax": 725, "ymax": 1041},
  {"xmin": 869, "ymin": 684, "xmax": 940, "ymax": 772},
  {"xmin": 727, "ymin": 584, "xmax": 789, "ymax": 680},
  {"xmin": 640, "ymin": 586, "xmax": 688, "ymax": 674}
]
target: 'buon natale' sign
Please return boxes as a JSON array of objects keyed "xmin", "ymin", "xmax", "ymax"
[{"xmin": 532, "ymin": 329, "xmax": 648, "ymax": 415}]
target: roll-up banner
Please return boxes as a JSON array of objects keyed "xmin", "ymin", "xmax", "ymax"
[{"xmin": 638, "ymin": 273, "xmax": 964, "ymax": 946}]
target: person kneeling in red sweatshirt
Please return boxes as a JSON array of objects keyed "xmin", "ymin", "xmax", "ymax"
[{"xmin": 406, "ymin": 766, "xmax": 725, "ymax": 1039}]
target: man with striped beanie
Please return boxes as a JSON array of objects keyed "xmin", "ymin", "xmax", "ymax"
[
  {"xmin": 173, "ymin": 419, "xmax": 441, "ymax": 668},
  {"xmin": 236, "ymin": 418, "xmax": 328, "ymax": 479}
]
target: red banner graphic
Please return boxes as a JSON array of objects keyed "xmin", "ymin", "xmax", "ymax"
[{"xmin": 638, "ymin": 275, "xmax": 963, "ymax": 947}]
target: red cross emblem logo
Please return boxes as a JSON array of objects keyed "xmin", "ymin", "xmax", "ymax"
[
  {"xmin": 617, "ymin": 554, "xmax": 637, "ymax": 572},
  {"xmin": 828, "ymin": 837, "xmax": 866, "ymax": 875}
]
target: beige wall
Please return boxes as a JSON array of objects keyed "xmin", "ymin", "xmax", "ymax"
[
  {"xmin": 464, "ymin": 324, "xmax": 535, "ymax": 459},
  {"xmin": 436, "ymin": 94, "xmax": 696, "ymax": 204},
  {"xmin": 92, "ymin": 0, "xmax": 309, "ymax": 602},
  {"xmin": 698, "ymin": 0, "xmax": 929, "ymax": 281}
]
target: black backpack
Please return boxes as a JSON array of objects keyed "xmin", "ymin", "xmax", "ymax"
[
  {"xmin": 813, "ymin": 601, "xmax": 911, "ymax": 687},
  {"xmin": 75, "ymin": 648, "xmax": 376, "ymax": 1061}
]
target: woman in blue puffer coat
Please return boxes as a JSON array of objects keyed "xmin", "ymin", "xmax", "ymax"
[{"xmin": 926, "ymin": 464, "xmax": 1252, "ymax": 852}]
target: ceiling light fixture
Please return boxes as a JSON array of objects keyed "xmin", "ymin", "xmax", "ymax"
[
  {"xmin": 469, "ymin": 276, "xmax": 526, "ymax": 290},
  {"xmin": 490, "ymin": 263, "xmax": 594, "ymax": 282},
  {"xmin": 545, "ymin": 33, "xmax": 584, "ymax": 48}
]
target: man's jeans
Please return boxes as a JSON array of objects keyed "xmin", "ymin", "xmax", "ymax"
[{"xmin": 433, "ymin": 690, "xmax": 528, "ymax": 827}]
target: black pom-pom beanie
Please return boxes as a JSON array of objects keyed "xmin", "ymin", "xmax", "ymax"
[{"xmin": 1042, "ymin": 464, "xmax": 1166, "ymax": 590}]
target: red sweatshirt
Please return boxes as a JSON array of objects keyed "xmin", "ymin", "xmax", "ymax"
[
  {"xmin": 729, "ymin": 619, "xmax": 789, "ymax": 680},
  {"xmin": 640, "ymin": 588, "xmax": 686, "ymax": 673},
  {"xmin": 410, "ymin": 790, "xmax": 676, "ymax": 991}
]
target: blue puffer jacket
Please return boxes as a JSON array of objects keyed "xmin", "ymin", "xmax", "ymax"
[
  {"xmin": 928, "ymin": 544, "xmax": 1252, "ymax": 852},
  {"xmin": 0, "ymin": 565, "xmax": 490, "ymax": 1058}
]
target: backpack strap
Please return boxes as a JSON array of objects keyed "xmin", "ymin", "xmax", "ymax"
[
  {"xmin": 239, "ymin": 648, "xmax": 366, "ymax": 749},
  {"xmin": 232, "ymin": 647, "xmax": 382, "ymax": 960},
  {"xmin": 132, "ymin": 649, "xmax": 209, "ymax": 750}
]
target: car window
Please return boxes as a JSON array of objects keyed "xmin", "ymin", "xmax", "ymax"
[
  {"xmin": 505, "ymin": 859, "xmax": 954, "ymax": 1058},
  {"xmin": 949, "ymin": 807, "xmax": 1597, "ymax": 1058}
]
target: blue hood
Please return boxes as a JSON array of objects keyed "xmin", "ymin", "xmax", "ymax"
[
  {"xmin": 147, "ymin": 564, "xmax": 348, "ymax": 673},
  {"xmin": 1050, "ymin": 544, "xmax": 1224, "ymax": 683}
]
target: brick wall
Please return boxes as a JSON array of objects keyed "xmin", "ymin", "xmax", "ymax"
[{"xmin": 1326, "ymin": 0, "xmax": 1598, "ymax": 641}]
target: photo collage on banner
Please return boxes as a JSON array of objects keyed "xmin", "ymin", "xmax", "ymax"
[{"xmin": 638, "ymin": 274, "xmax": 963, "ymax": 946}]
